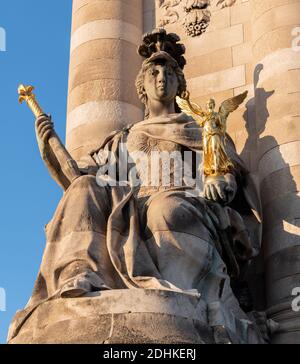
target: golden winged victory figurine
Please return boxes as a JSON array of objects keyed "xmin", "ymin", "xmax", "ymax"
[{"xmin": 176, "ymin": 90, "xmax": 248, "ymax": 177}]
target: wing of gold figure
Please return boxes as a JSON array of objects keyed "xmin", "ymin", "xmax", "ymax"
[
  {"xmin": 176, "ymin": 95, "xmax": 206, "ymax": 126},
  {"xmin": 218, "ymin": 90, "xmax": 248, "ymax": 120}
]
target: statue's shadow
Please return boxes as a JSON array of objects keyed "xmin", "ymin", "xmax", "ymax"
[{"xmin": 238, "ymin": 64, "xmax": 300, "ymax": 311}]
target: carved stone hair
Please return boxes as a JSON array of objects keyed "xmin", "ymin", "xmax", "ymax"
[{"xmin": 135, "ymin": 56, "xmax": 187, "ymax": 119}]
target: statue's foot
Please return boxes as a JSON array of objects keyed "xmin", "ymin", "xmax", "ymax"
[{"xmin": 60, "ymin": 271, "xmax": 111, "ymax": 298}]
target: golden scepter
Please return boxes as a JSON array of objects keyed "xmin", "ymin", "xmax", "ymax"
[
  {"xmin": 18, "ymin": 84, "xmax": 81, "ymax": 183},
  {"xmin": 18, "ymin": 85, "xmax": 45, "ymax": 119}
]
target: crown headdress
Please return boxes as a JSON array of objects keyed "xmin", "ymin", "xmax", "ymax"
[{"xmin": 138, "ymin": 28, "xmax": 186, "ymax": 70}]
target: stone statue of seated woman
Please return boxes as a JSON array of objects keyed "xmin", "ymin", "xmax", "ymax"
[{"xmin": 8, "ymin": 29, "xmax": 269, "ymax": 344}]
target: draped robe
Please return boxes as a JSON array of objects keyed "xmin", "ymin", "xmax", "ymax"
[{"xmin": 8, "ymin": 113, "xmax": 262, "ymax": 342}]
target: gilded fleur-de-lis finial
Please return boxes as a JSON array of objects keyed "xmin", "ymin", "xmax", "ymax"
[
  {"xmin": 18, "ymin": 84, "xmax": 34, "ymax": 103},
  {"xmin": 18, "ymin": 84, "xmax": 44, "ymax": 118}
]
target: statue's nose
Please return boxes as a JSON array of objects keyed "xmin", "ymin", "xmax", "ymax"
[{"xmin": 157, "ymin": 69, "xmax": 167, "ymax": 83}]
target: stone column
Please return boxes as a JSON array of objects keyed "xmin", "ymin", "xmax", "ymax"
[
  {"xmin": 251, "ymin": 0, "xmax": 300, "ymax": 344},
  {"xmin": 66, "ymin": 0, "xmax": 144, "ymax": 161}
]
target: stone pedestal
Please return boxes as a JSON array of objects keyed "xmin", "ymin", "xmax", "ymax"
[
  {"xmin": 8, "ymin": 290, "xmax": 213, "ymax": 344},
  {"xmin": 8, "ymin": 289, "xmax": 266, "ymax": 344}
]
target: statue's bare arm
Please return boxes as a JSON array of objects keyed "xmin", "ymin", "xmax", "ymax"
[{"xmin": 35, "ymin": 115, "xmax": 81, "ymax": 190}]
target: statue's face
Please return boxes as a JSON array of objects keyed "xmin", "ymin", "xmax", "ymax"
[
  {"xmin": 144, "ymin": 62, "xmax": 179, "ymax": 103},
  {"xmin": 207, "ymin": 99, "xmax": 215, "ymax": 111}
]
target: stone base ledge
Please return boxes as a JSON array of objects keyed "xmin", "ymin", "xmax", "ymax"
[{"xmin": 8, "ymin": 289, "xmax": 214, "ymax": 344}]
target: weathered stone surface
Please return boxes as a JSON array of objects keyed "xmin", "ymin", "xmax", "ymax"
[
  {"xmin": 188, "ymin": 66, "xmax": 245, "ymax": 97},
  {"xmin": 252, "ymin": 2, "xmax": 300, "ymax": 43},
  {"xmin": 8, "ymin": 290, "xmax": 213, "ymax": 344},
  {"xmin": 232, "ymin": 42, "xmax": 252, "ymax": 67},
  {"xmin": 13, "ymin": 1, "xmax": 300, "ymax": 345},
  {"xmin": 184, "ymin": 48, "xmax": 233, "ymax": 79},
  {"xmin": 231, "ymin": 2, "xmax": 251, "ymax": 26},
  {"xmin": 265, "ymin": 246, "xmax": 300, "ymax": 284},
  {"xmin": 185, "ymin": 24, "xmax": 244, "ymax": 58},
  {"xmin": 263, "ymin": 218, "xmax": 300, "ymax": 258},
  {"xmin": 67, "ymin": 79, "xmax": 142, "ymax": 113},
  {"xmin": 69, "ymin": 38, "xmax": 137, "ymax": 70},
  {"xmin": 267, "ymin": 300, "xmax": 300, "ymax": 344},
  {"xmin": 67, "ymin": 0, "xmax": 143, "ymax": 160},
  {"xmin": 250, "ymin": 0, "xmax": 300, "ymax": 344},
  {"xmin": 71, "ymin": 0, "xmax": 143, "ymax": 33},
  {"xmin": 69, "ymin": 58, "xmax": 141, "ymax": 93},
  {"xmin": 156, "ymin": 0, "xmax": 300, "ymax": 344}
]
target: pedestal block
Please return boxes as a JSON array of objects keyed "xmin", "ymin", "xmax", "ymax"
[
  {"xmin": 8, "ymin": 290, "xmax": 213, "ymax": 344},
  {"xmin": 8, "ymin": 289, "xmax": 265, "ymax": 344}
]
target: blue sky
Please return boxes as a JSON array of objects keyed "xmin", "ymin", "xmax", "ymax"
[{"xmin": 0, "ymin": 1, "xmax": 72, "ymax": 343}]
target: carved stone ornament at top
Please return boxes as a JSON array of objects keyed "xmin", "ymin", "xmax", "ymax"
[
  {"xmin": 157, "ymin": 0, "xmax": 181, "ymax": 27},
  {"xmin": 216, "ymin": 0, "xmax": 237, "ymax": 9},
  {"xmin": 157, "ymin": 0, "xmax": 238, "ymax": 37},
  {"xmin": 183, "ymin": 0, "xmax": 211, "ymax": 37}
]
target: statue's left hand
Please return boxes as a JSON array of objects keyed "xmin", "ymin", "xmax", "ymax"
[{"xmin": 204, "ymin": 174, "xmax": 237, "ymax": 204}]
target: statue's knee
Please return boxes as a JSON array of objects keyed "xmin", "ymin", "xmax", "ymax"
[{"xmin": 147, "ymin": 194, "xmax": 186, "ymax": 230}]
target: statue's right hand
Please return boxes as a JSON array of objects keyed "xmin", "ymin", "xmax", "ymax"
[
  {"xmin": 35, "ymin": 114, "xmax": 54, "ymax": 144},
  {"xmin": 35, "ymin": 115, "xmax": 55, "ymax": 159}
]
